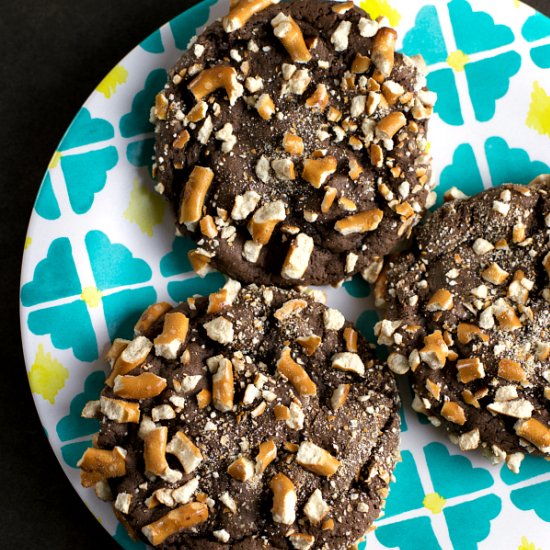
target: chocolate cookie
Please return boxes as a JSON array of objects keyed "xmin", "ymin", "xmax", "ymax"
[
  {"xmin": 152, "ymin": 0, "xmax": 434, "ymax": 287},
  {"xmin": 78, "ymin": 282, "xmax": 400, "ymax": 548},
  {"xmin": 376, "ymin": 176, "xmax": 550, "ymax": 472}
]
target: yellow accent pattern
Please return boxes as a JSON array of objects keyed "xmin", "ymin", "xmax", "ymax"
[
  {"xmin": 124, "ymin": 179, "xmax": 165, "ymax": 237},
  {"xmin": 28, "ymin": 345, "xmax": 69, "ymax": 405},
  {"xmin": 360, "ymin": 0, "xmax": 401, "ymax": 26},
  {"xmin": 518, "ymin": 536, "xmax": 541, "ymax": 550},
  {"xmin": 423, "ymin": 492, "xmax": 446, "ymax": 514},
  {"xmin": 447, "ymin": 50, "xmax": 470, "ymax": 72},
  {"xmin": 48, "ymin": 151, "xmax": 62, "ymax": 169},
  {"xmin": 81, "ymin": 286, "xmax": 103, "ymax": 307},
  {"xmin": 514, "ymin": 0, "xmax": 521, "ymax": 7},
  {"xmin": 24, "ymin": 237, "xmax": 32, "ymax": 250},
  {"xmin": 526, "ymin": 81, "xmax": 550, "ymax": 139},
  {"xmin": 96, "ymin": 65, "xmax": 128, "ymax": 99}
]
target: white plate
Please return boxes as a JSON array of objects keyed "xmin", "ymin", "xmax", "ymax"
[{"xmin": 20, "ymin": 0, "xmax": 550, "ymax": 548}]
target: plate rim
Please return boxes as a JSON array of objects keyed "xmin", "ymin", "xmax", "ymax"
[{"xmin": 18, "ymin": 0, "xmax": 550, "ymax": 547}]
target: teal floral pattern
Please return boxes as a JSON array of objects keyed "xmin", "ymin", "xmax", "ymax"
[
  {"xmin": 21, "ymin": 238, "xmax": 81, "ymax": 307},
  {"xmin": 485, "ymin": 136, "xmax": 550, "ymax": 185},
  {"xmin": 500, "ymin": 455, "xmax": 550, "ymax": 523},
  {"xmin": 449, "ymin": 0, "xmax": 513, "ymax": 53},
  {"xmin": 58, "ymin": 108, "xmax": 114, "ymax": 151},
  {"xmin": 140, "ymin": 29, "xmax": 164, "ymax": 54},
  {"xmin": 403, "ymin": 5, "xmax": 446, "ymax": 65},
  {"xmin": 403, "ymin": 0, "xmax": 521, "ymax": 125},
  {"xmin": 34, "ymin": 172, "xmax": 61, "ymax": 221},
  {"xmin": 114, "ymin": 523, "xmax": 147, "ymax": 549},
  {"xmin": 425, "ymin": 443, "xmax": 493, "ymax": 498},
  {"xmin": 372, "ymin": 441, "xmax": 501, "ymax": 550},
  {"xmin": 160, "ymin": 236, "xmax": 195, "ymax": 276},
  {"xmin": 28, "ymin": 300, "xmax": 98, "ymax": 362},
  {"xmin": 383, "ymin": 451, "xmax": 425, "ymax": 518},
  {"xmin": 437, "ymin": 143, "xmax": 483, "ymax": 207},
  {"xmin": 119, "ymin": 69, "xmax": 167, "ymax": 138},
  {"xmin": 343, "ymin": 274, "xmax": 371, "ymax": 298},
  {"xmin": 56, "ymin": 371, "xmax": 104, "ymax": 442},
  {"xmin": 85, "ymin": 230, "xmax": 152, "ymax": 291},
  {"xmin": 167, "ymin": 273, "xmax": 225, "ymax": 302},
  {"xmin": 22, "ymin": 229, "xmax": 159, "ymax": 359},
  {"xmin": 464, "ymin": 52, "xmax": 521, "ymax": 122},
  {"xmin": 56, "ymin": 372, "xmax": 106, "ymax": 479},
  {"xmin": 102, "ymin": 286, "xmax": 157, "ymax": 340},
  {"xmin": 119, "ymin": 68, "xmax": 167, "ymax": 183},
  {"xmin": 169, "ymin": 0, "xmax": 216, "ymax": 50},
  {"xmin": 500, "ymin": 453, "xmax": 550, "ymax": 485},
  {"xmin": 60, "ymin": 146, "xmax": 118, "ymax": 214},
  {"xmin": 522, "ymin": 12, "xmax": 550, "ymax": 68},
  {"xmin": 376, "ymin": 516, "xmax": 441, "ymax": 550},
  {"xmin": 509, "ymin": 481, "xmax": 550, "ymax": 522},
  {"xmin": 355, "ymin": 309, "xmax": 379, "ymax": 343},
  {"xmin": 126, "ymin": 137, "xmax": 155, "ymax": 172},
  {"xmin": 436, "ymin": 137, "xmax": 549, "ymax": 206},
  {"xmin": 444, "ymin": 495, "xmax": 502, "ymax": 549}
]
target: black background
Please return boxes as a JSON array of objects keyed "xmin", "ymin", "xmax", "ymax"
[{"xmin": 2, "ymin": 0, "xmax": 549, "ymax": 548}]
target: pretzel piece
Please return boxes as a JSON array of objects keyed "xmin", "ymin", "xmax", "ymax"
[
  {"xmin": 334, "ymin": 209, "xmax": 383, "ymax": 235},
  {"xmin": 281, "ymin": 232, "xmax": 314, "ymax": 280},
  {"xmin": 296, "ymin": 441, "xmax": 341, "ymax": 477},
  {"xmin": 154, "ymin": 312, "xmax": 189, "ymax": 360},
  {"xmin": 270, "ymin": 473, "xmax": 297, "ymax": 524},
  {"xmin": 134, "ymin": 303, "xmax": 172, "ymax": 335},
  {"xmin": 276, "ymin": 347, "xmax": 317, "ymax": 396},
  {"xmin": 106, "ymin": 336, "xmax": 152, "ymax": 386},
  {"xmin": 371, "ymin": 28, "xmax": 397, "ymax": 78},
  {"xmin": 166, "ymin": 431, "xmax": 203, "ymax": 473},
  {"xmin": 256, "ymin": 440, "xmax": 277, "ymax": 474},
  {"xmin": 212, "ymin": 356, "xmax": 235, "ymax": 412},
  {"xmin": 178, "ymin": 166, "xmax": 214, "ymax": 224},
  {"xmin": 188, "ymin": 66, "xmax": 243, "ymax": 105},
  {"xmin": 271, "ymin": 13, "xmax": 312, "ymax": 63},
  {"xmin": 223, "ymin": 0, "xmax": 279, "ymax": 33},
  {"xmin": 144, "ymin": 426, "xmax": 169, "ymax": 476},
  {"xmin": 248, "ymin": 201, "xmax": 287, "ymax": 244},
  {"xmin": 113, "ymin": 372, "xmax": 167, "ymax": 400},
  {"xmin": 301, "ymin": 157, "xmax": 337, "ymax": 188},
  {"xmin": 78, "ymin": 446, "xmax": 127, "ymax": 487},
  {"xmin": 142, "ymin": 502, "xmax": 209, "ymax": 546}
]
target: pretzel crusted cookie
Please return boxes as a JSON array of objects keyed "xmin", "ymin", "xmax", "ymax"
[
  {"xmin": 377, "ymin": 176, "xmax": 550, "ymax": 472},
  {"xmin": 79, "ymin": 282, "xmax": 400, "ymax": 548},
  {"xmin": 153, "ymin": 0, "xmax": 434, "ymax": 286}
]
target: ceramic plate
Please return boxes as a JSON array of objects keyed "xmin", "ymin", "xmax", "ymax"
[{"xmin": 20, "ymin": 0, "xmax": 550, "ymax": 548}]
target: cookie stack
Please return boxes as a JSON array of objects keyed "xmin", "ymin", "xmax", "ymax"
[{"xmin": 77, "ymin": 0, "xmax": 550, "ymax": 548}]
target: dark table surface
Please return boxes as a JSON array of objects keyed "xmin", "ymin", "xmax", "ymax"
[{"xmin": 3, "ymin": 0, "xmax": 550, "ymax": 548}]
